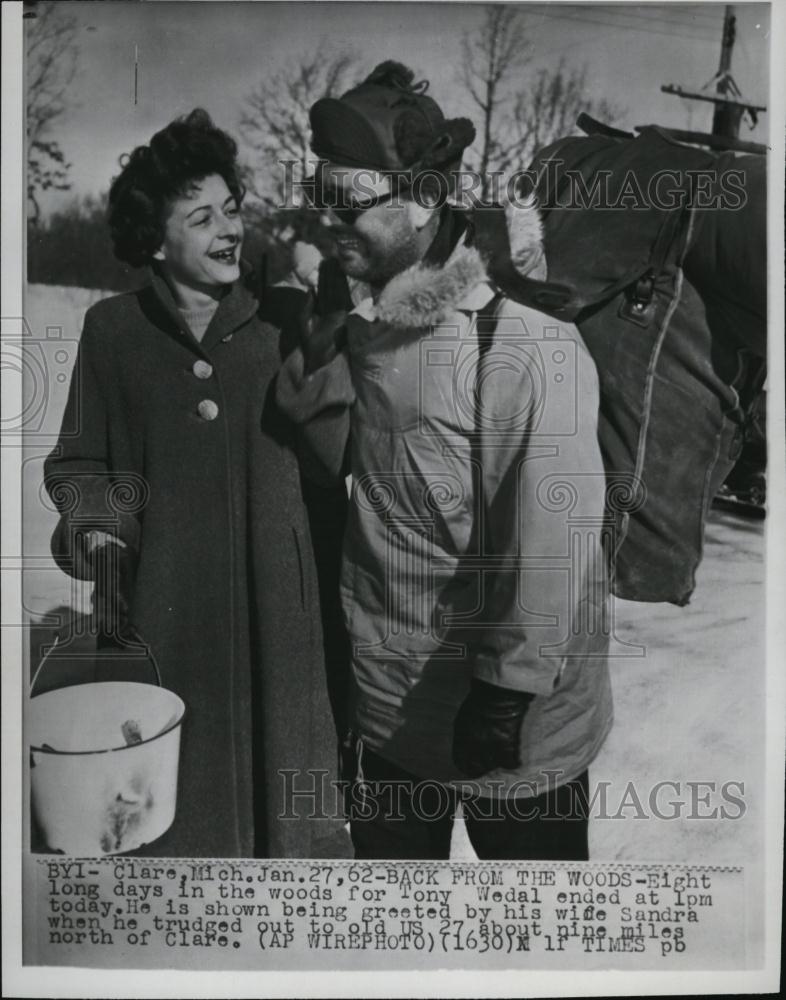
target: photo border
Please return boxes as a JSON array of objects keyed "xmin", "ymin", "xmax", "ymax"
[{"xmin": 3, "ymin": 1, "xmax": 784, "ymax": 995}]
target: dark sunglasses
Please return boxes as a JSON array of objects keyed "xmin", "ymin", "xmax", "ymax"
[{"xmin": 307, "ymin": 178, "xmax": 399, "ymax": 225}]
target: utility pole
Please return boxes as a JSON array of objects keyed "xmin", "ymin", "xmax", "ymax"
[
  {"xmin": 655, "ymin": 3, "xmax": 766, "ymax": 154},
  {"xmin": 712, "ymin": 6, "xmax": 743, "ymax": 139}
]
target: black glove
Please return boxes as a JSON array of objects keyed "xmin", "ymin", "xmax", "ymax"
[
  {"xmin": 86, "ymin": 534, "xmax": 135, "ymax": 638},
  {"xmin": 452, "ymin": 678, "xmax": 535, "ymax": 778},
  {"xmin": 298, "ymin": 292, "xmax": 348, "ymax": 375}
]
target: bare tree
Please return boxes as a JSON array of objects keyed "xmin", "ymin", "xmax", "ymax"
[
  {"xmin": 25, "ymin": 3, "xmax": 80, "ymax": 223},
  {"xmin": 460, "ymin": 7, "xmax": 625, "ymax": 195},
  {"xmin": 238, "ymin": 47, "xmax": 361, "ymax": 210},
  {"xmin": 460, "ymin": 5, "xmax": 531, "ymax": 192},
  {"xmin": 507, "ymin": 60, "xmax": 624, "ymax": 170}
]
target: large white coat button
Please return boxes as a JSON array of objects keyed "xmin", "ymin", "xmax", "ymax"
[
  {"xmin": 197, "ymin": 399, "xmax": 219, "ymax": 421},
  {"xmin": 193, "ymin": 360, "xmax": 213, "ymax": 379}
]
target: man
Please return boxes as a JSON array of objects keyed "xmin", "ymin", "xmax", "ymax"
[{"xmin": 277, "ymin": 61, "xmax": 612, "ymax": 860}]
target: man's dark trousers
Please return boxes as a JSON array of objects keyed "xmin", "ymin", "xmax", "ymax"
[{"xmin": 349, "ymin": 747, "xmax": 590, "ymax": 861}]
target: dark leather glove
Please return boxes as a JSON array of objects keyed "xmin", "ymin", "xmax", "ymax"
[
  {"xmin": 452, "ymin": 678, "xmax": 535, "ymax": 778},
  {"xmin": 298, "ymin": 291, "xmax": 349, "ymax": 375},
  {"xmin": 87, "ymin": 534, "xmax": 135, "ymax": 638}
]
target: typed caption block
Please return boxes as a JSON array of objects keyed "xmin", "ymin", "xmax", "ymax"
[{"xmin": 24, "ymin": 857, "xmax": 745, "ymax": 970}]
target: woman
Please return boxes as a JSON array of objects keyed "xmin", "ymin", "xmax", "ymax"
[{"xmin": 44, "ymin": 109, "xmax": 347, "ymax": 858}]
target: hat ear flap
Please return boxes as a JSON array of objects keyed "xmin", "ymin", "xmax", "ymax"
[
  {"xmin": 425, "ymin": 133, "xmax": 453, "ymax": 161},
  {"xmin": 394, "ymin": 109, "xmax": 435, "ymax": 165},
  {"xmin": 411, "ymin": 119, "xmax": 476, "ymax": 173}
]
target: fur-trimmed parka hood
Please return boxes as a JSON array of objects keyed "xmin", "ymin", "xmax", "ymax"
[{"xmin": 374, "ymin": 200, "xmax": 547, "ymax": 328}]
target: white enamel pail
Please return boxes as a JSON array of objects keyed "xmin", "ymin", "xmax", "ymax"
[{"xmin": 29, "ymin": 635, "xmax": 185, "ymax": 856}]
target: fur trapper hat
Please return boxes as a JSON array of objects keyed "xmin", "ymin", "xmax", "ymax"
[{"xmin": 310, "ymin": 61, "xmax": 475, "ymax": 177}]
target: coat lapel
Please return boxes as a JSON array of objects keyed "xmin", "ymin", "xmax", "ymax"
[
  {"xmin": 201, "ymin": 266, "xmax": 261, "ymax": 351},
  {"xmin": 145, "ymin": 263, "xmax": 260, "ymax": 355}
]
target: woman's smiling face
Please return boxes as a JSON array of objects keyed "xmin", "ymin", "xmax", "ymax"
[{"xmin": 154, "ymin": 173, "xmax": 244, "ymax": 293}]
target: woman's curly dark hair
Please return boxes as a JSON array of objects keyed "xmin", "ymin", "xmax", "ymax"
[{"xmin": 108, "ymin": 109, "xmax": 245, "ymax": 267}]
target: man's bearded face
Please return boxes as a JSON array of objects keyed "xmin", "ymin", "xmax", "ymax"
[{"xmin": 319, "ymin": 165, "xmax": 422, "ymax": 285}]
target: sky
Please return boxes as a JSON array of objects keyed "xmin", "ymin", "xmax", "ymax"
[{"xmin": 24, "ymin": 1, "xmax": 772, "ymax": 218}]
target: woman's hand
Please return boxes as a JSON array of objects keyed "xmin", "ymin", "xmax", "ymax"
[{"xmin": 85, "ymin": 533, "xmax": 135, "ymax": 637}]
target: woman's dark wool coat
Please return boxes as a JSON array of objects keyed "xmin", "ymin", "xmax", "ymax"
[{"xmin": 44, "ymin": 269, "xmax": 347, "ymax": 858}]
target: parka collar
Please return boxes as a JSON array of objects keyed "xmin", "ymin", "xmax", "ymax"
[
  {"xmin": 371, "ymin": 200, "xmax": 547, "ymax": 328},
  {"xmin": 147, "ymin": 260, "xmax": 260, "ymax": 353}
]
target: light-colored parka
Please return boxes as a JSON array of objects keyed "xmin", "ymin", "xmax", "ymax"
[{"xmin": 278, "ymin": 203, "xmax": 613, "ymax": 797}]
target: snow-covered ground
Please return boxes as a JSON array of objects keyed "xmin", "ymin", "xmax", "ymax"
[
  {"xmin": 22, "ymin": 283, "xmax": 766, "ymax": 865},
  {"xmin": 590, "ymin": 509, "xmax": 765, "ymax": 864},
  {"xmin": 451, "ymin": 508, "xmax": 766, "ymax": 864},
  {"xmin": 22, "ymin": 284, "xmax": 111, "ymax": 621}
]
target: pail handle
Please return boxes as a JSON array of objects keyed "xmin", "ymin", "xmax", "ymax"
[{"xmin": 30, "ymin": 625, "xmax": 162, "ymax": 697}]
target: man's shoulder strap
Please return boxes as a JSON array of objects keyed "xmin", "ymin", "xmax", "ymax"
[{"xmin": 475, "ymin": 292, "xmax": 505, "ymax": 359}]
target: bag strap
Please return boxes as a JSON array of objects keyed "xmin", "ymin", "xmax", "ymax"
[
  {"xmin": 475, "ymin": 292, "xmax": 505, "ymax": 353},
  {"xmin": 468, "ymin": 204, "xmax": 577, "ymax": 318},
  {"xmin": 472, "ymin": 292, "xmax": 505, "ymax": 438},
  {"xmin": 576, "ymin": 112, "xmax": 635, "ymax": 140}
]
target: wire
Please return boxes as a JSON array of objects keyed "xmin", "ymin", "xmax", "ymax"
[
  {"xmin": 521, "ymin": 3, "xmax": 723, "ymax": 28},
  {"xmin": 619, "ymin": 5, "xmax": 722, "ymax": 21},
  {"xmin": 521, "ymin": 8, "xmax": 718, "ymax": 44},
  {"xmin": 600, "ymin": 8, "xmax": 724, "ymax": 30},
  {"xmin": 525, "ymin": 4, "xmax": 723, "ymax": 41},
  {"xmin": 519, "ymin": 3, "xmax": 721, "ymax": 33},
  {"xmin": 522, "ymin": 33, "xmax": 615, "ymax": 62}
]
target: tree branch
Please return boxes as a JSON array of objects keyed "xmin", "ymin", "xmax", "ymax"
[
  {"xmin": 238, "ymin": 46, "xmax": 362, "ymax": 205},
  {"xmin": 25, "ymin": 4, "xmax": 81, "ymax": 214}
]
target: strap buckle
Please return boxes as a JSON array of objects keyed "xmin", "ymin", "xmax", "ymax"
[{"xmin": 619, "ymin": 269, "xmax": 657, "ymax": 327}]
